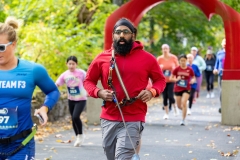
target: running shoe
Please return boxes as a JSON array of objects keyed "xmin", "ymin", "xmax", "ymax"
[
  {"xmin": 74, "ymin": 134, "xmax": 85, "ymax": 147},
  {"xmin": 163, "ymin": 114, "xmax": 169, "ymax": 120},
  {"xmin": 210, "ymin": 92, "xmax": 215, "ymax": 98},
  {"xmin": 206, "ymin": 94, "xmax": 210, "ymax": 98},
  {"xmin": 180, "ymin": 120, "xmax": 185, "ymax": 126},
  {"xmin": 173, "ymin": 107, "xmax": 179, "ymax": 116},
  {"xmin": 187, "ymin": 108, "xmax": 191, "ymax": 115}
]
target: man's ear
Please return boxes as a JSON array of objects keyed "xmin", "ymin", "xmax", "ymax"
[{"xmin": 132, "ymin": 33, "xmax": 136, "ymax": 41}]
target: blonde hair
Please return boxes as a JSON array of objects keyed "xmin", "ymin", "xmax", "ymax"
[
  {"xmin": 187, "ymin": 53, "xmax": 193, "ymax": 58},
  {"xmin": 0, "ymin": 17, "xmax": 19, "ymax": 42}
]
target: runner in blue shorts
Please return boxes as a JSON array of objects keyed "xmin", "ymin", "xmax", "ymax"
[{"xmin": 0, "ymin": 17, "xmax": 60, "ymax": 160}]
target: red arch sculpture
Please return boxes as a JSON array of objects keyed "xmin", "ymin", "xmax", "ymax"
[{"xmin": 104, "ymin": 0, "xmax": 240, "ymax": 80}]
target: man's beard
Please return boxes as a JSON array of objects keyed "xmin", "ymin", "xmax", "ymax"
[{"xmin": 113, "ymin": 37, "xmax": 133, "ymax": 56}]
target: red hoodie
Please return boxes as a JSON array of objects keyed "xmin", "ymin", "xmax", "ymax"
[{"xmin": 84, "ymin": 41, "xmax": 166, "ymax": 122}]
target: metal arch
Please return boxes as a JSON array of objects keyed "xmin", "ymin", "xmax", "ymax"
[{"xmin": 104, "ymin": 0, "xmax": 240, "ymax": 80}]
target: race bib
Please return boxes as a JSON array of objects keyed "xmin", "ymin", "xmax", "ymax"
[
  {"xmin": 67, "ymin": 86, "xmax": 80, "ymax": 96},
  {"xmin": 177, "ymin": 80, "xmax": 188, "ymax": 88},
  {"xmin": 163, "ymin": 70, "xmax": 171, "ymax": 77},
  {"xmin": 206, "ymin": 65, "xmax": 213, "ymax": 71},
  {"xmin": 0, "ymin": 107, "xmax": 18, "ymax": 129}
]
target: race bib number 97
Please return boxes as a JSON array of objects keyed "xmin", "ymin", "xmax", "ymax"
[{"xmin": 0, "ymin": 108, "xmax": 18, "ymax": 129}]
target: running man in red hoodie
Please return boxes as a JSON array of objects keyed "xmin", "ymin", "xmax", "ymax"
[{"xmin": 84, "ymin": 18, "xmax": 166, "ymax": 160}]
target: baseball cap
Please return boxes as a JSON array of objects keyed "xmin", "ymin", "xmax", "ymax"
[
  {"xmin": 206, "ymin": 50, "xmax": 212, "ymax": 54},
  {"xmin": 191, "ymin": 47, "xmax": 198, "ymax": 51}
]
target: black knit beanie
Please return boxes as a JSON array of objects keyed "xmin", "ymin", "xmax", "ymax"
[{"xmin": 113, "ymin": 18, "xmax": 135, "ymax": 33}]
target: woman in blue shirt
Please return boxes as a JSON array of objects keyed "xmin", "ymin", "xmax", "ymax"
[{"xmin": 0, "ymin": 17, "xmax": 60, "ymax": 160}]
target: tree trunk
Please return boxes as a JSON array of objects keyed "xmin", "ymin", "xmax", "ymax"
[{"xmin": 149, "ymin": 17, "xmax": 155, "ymax": 51}]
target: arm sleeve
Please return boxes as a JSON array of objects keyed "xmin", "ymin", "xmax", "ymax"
[
  {"xmin": 199, "ymin": 56, "xmax": 206, "ymax": 71},
  {"xmin": 195, "ymin": 65, "xmax": 201, "ymax": 77},
  {"xmin": 149, "ymin": 58, "xmax": 166, "ymax": 97},
  {"xmin": 83, "ymin": 55, "xmax": 102, "ymax": 98},
  {"xmin": 214, "ymin": 55, "xmax": 219, "ymax": 70},
  {"xmin": 33, "ymin": 64, "xmax": 60, "ymax": 110}
]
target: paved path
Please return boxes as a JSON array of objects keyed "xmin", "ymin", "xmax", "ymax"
[{"xmin": 36, "ymin": 89, "xmax": 240, "ymax": 160}]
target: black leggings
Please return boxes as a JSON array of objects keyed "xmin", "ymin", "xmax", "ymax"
[
  {"xmin": 205, "ymin": 71, "xmax": 214, "ymax": 91},
  {"xmin": 68, "ymin": 100, "xmax": 86, "ymax": 135},
  {"xmin": 162, "ymin": 82, "xmax": 175, "ymax": 106},
  {"xmin": 188, "ymin": 88, "xmax": 196, "ymax": 109}
]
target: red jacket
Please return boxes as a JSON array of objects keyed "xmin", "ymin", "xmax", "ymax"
[{"xmin": 84, "ymin": 41, "xmax": 166, "ymax": 122}]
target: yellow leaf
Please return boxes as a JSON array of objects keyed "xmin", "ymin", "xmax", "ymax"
[{"xmin": 56, "ymin": 139, "xmax": 62, "ymax": 143}]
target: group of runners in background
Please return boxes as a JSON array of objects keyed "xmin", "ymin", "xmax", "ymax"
[{"xmin": 157, "ymin": 38, "xmax": 226, "ymax": 125}]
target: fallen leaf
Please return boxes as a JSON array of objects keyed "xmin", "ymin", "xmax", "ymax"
[
  {"xmin": 144, "ymin": 154, "xmax": 149, "ymax": 156},
  {"xmin": 227, "ymin": 134, "xmax": 231, "ymax": 137},
  {"xmin": 55, "ymin": 134, "xmax": 63, "ymax": 138},
  {"xmin": 205, "ymin": 126, "xmax": 212, "ymax": 130},
  {"xmin": 56, "ymin": 139, "xmax": 62, "ymax": 143},
  {"xmin": 233, "ymin": 150, "xmax": 239, "ymax": 155},
  {"xmin": 186, "ymin": 144, "xmax": 191, "ymax": 147},
  {"xmin": 92, "ymin": 128, "xmax": 101, "ymax": 131},
  {"xmin": 61, "ymin": 140, "xmax": 71, "ymax": 143},
  {"xmin": 233, "ymin": 127, "xmax": 240, "ymax": 131}
]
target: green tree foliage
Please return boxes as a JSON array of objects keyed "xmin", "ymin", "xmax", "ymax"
[
  {"xmin": 221, "ymin": 0, "xmax": 240, "ymax": 12},
  {"xmin": 1, "ymin": 0, "xmax": 117, "ymax": 80},
  {"xmin": 0, "ymin": 1, "xmax": 7, "ymax": 22},
  {"xmin": 137, "ymin": 1, "xmax": 225, "ymax": 57}
]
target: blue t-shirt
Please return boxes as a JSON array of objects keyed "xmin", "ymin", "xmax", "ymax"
[
  {"xmin": 0, "ymin": 59, "xmax": 60, "ymax": 138},
  {"xmin": 188, "ymin": 64, "xmax": 200, "ymax": 89}
]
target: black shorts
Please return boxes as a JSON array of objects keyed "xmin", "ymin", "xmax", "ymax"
[{"xmin": 174, "ymin": 90, "xmax": 190, "ymax": 96}]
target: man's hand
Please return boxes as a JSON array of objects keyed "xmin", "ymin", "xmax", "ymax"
[
  {"xmin": 98, "ymin": 89, "xmax": 114, "ymax": 101},
  {"xmin": 213, "ymin": 69, "xmax": 218, "ymax": 75},
  {"xmin": 136, "ymin": 90, "xmax": 153, "ymax": 103},
  {"xmin": 34, "ymin": 106, "xmax": 48, "ymax": 126}
]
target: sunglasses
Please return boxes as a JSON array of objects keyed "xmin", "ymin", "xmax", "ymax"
[
  {"xmin": 113, "ymin": 29, "xmax": 132, "ymax": 35},
  {"xmin": 0, "ymin": 42, "xmax": 12, "ymax": 52}
]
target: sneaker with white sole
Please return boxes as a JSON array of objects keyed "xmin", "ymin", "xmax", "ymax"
[
  {"xmin": 210, "ymin": 92, "xmax": 215, "ymax": 98},
  {"xmin": 187, "ymin": 108, "xmax": 191, "ymax": 115},
  {"xmin": 74, "ymin": 134, "xmax": 84, "ymax": 147},
  {"xmin": 206, "ymin": 94, "xmax": 210, "ymax": 98},
  {"xmin": 180, "ymin": 120, "xmax": 185, "ymax": 126},
  {"xmin": 163, "ymin": 114, "xmax": 169, "ymax": 120}
]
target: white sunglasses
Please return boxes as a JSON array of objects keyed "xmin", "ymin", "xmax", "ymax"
[{"xmin": 0, "ymin": 42, "xmax": 12, "ymax": 52}]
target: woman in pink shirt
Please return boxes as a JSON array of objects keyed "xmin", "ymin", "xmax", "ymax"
[{"xmin": 56, "ymin": 56, "xmax": 87, "ymax": 147}]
